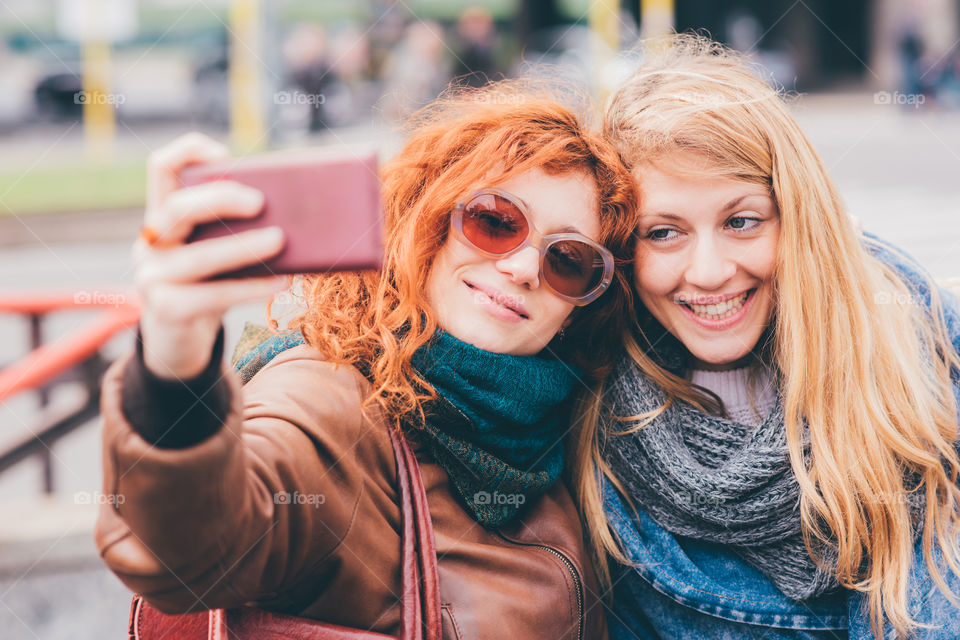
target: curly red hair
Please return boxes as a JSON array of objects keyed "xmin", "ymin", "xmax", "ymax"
[{"xmin": 273, "ymin": 80, "xmax": 639, "ymax": 427}]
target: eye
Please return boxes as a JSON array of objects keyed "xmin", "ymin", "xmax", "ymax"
[
  {"xmin": 646, "ymin": 227, "xmax": 679, "ymax": 243},
  {"xmin": 726, "ymin": 216, "xmax": 761, "ymax": 232},
  {"xmin": 546, "ymin": 242, "xmax": 587, "ymax": 277},
  {"xmin": 471, "ymin": 210, "xmax": 522, "ymax": 236},
  {"xmin": 463, "ymin": 193, "xmax": 528, "ymax": 239}
]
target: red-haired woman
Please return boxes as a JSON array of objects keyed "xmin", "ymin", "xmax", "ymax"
[{"xmin": 95, "ymin": 83, "xmax": 638, "ymax": 639}]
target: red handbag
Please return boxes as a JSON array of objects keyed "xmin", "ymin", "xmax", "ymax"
[{"xmin": 128, "ymin": 428, "xmax": 442, "ymax": 640}]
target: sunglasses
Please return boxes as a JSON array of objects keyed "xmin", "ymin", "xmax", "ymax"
[{"xmin": 451, "ymin": 189, "xmax": 615, "ymax": 305}]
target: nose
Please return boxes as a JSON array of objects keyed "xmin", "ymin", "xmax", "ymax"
[
  {"xmin": 684, "ymin": 235, "xmax": 736, "ymax": 290},
  {"xmin": 495, "ymin": 246, "xmax": 540, "ymax": 289}
]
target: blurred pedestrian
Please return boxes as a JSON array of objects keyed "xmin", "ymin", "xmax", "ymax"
[
  {"xmin": 283, "ymin": 24, "xmax": 332, "ymax": 131},
  {"xmin": 380, "ymin": 21, "xmax": 451, "ymax": 121},
  {"xmin": 325, "ymin": 23, "xmax": 376, "ymax": 126},
  {"xmin": 452, "ymin": 7, "xmax": 500, "ymax": 87}
]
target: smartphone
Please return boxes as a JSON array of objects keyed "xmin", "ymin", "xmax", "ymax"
[{"xmin": 180, "ymin": 147, "xmax": 383, "ymax": 279}]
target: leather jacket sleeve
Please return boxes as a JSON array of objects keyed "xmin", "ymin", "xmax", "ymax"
[
  {"xmin": 120, "ymin": 325, "xmax": 230, "ymax": 448},
  {"xmin": 94, "ymin": 345, "xmax": 398, "ymax": 615}
]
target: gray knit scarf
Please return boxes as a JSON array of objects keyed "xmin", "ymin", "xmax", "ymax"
[{"xmin": 602, "ymin": 354, "xmax": 925, "ymax": 602}]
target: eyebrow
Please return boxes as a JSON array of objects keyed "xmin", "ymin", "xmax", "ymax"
[
  {"xmin": 721, "ymin": 194, "xmax": 770, "ymax": 211},
  {"xmin": 643, "ymin": 212, "xmax": 684, "ymax": 221},
  {"xmin": 644, "ymin": 193, "xmax": 772, "ymax": 219},
  {"xmin": 493, "ymin": 189, "xmax": 587, "ymax": 235}
]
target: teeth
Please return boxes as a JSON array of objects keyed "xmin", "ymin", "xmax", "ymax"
[{"xmin": 683, "ymin": 292, "xmax": 749, "ymax": 321}]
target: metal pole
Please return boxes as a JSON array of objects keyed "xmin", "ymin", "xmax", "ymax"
[
  {"xmin": 589, "ymin": 0, "xmax": 621, "ymax": 50},
  {"xmin": 28, "ymin": 314, "xmax": 53, "ymax": 494},
  {"xmin": 589, "ymin": 0, "xmax": 620, "ymax": 102},
  {"xmin": 81, "ymin": 38, "xmax": 116, "ymax": 162},
  {"xmin": 640, "ymin": 0, "xmax": 674, "ymax": 40},
  {"xmin": 229, "ymin": 0, "xmax": 268, "ymax": 153}
]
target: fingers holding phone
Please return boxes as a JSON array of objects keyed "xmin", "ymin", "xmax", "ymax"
[
  {"xmin": 142, "ymin": 179, "xmax": 266, "ymax": 248},
  {"xmin": 134, "ymin": 133, "xmax": 383, "ymax": 380},
  {"xmin": 136, "ymin": 133, "xmax": 289, "ymax": 381},
  {"xmin": 179, "ymin": 145, "xmax": 382, "ymax": 278}
]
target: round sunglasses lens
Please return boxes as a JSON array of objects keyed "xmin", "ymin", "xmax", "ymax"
[
  {"xmin": 544, "ymin": 240, "xmax": 605, "ymax": 298},
  {"xmin": 461, "ymin": 193, "xmax": 528, "ymax": 254}
]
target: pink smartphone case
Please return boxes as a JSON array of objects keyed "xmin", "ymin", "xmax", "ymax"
[{"xmin": 180, "ymin": 148, "xmax": 383, "ymax": 279}]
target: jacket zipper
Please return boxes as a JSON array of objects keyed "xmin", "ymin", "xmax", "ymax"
[
  {"xmin": 499, "ymin": 537, "xmax": 584, "ymax": 640},
  {"xmin": 435, "ymin": 399, "xmax": 585, "ymax": 637}
]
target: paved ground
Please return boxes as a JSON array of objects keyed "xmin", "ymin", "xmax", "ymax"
[
  {"xmin": 0, "ymin": 93, "xmax": 957, "ymax": 639},
  {"xmin": 791, "ymin": 93, "xmax": 960, "ymax": 276}
]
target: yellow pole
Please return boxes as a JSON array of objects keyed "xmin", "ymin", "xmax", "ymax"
[
  {"xmin": 589, "ymin": 0, "xmax": 620, "ymax": 50},
  {"xmin": 229, "ymin": 0, "xmax": 266, "ymax": 153},
  {"xmin": 640, "ymin": 0, "xmax": 675, "ymax": 41},
  {"xmin": 81, "ymin": 39, "xmax": 115, "ymax": 162},
  {"xmin": 588, "ymin": 0, "xmax": 620, "ymax": 102}
]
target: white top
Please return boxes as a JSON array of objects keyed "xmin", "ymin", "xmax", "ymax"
[{"xmin": 689, "ymin": 366, "xmax": 778, "ymax": 426}]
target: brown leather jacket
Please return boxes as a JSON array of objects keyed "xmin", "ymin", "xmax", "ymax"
[{"xmin": 95, "ymin": 344, "xmax": 608, "ymax": 640}]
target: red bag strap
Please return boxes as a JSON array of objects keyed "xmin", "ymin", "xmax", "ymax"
[
  {"xmin": 390, "ymin": 428, "xmax": 442, "ymax": 640},
  {"xmin": 128, "ymin": 427, "xmax": 442, "ymax": 640}
]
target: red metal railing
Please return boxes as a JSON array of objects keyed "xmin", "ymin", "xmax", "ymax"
[{"xmin": 0, "ymin": 290, "xmax": 140, "ymax": 492}]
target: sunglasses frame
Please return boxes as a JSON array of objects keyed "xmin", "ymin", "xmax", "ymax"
[{"xmin": 450, "ymin": 188, "xmax": 615, "ymax": 306}]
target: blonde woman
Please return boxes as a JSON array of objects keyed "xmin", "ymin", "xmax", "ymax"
[{"xmin": 574, "ymin": 36, "xmax": 960, "ymax": 639}]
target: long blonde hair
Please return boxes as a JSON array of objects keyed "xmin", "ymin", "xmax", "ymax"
[{"xmin": 573, "ymin": 34, "xmax": 960, "ymax": 638}]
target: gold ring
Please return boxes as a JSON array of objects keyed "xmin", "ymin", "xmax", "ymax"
[{"xmin": 138, "ymin": 226, "xmax": 161, "ymax": 246}]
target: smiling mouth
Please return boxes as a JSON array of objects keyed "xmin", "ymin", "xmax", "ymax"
[
  {"xmin": 466, "ymin": 282, "xmax": 529, "ymax": 319},
  {"xmin": 677, "ymin": 290, "xmax": 752, "ymax": 321}
]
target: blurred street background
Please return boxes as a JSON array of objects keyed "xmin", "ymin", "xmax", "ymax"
[{"xmin": 0, "ymin": 0, "xmax": 958, "ymax": 638}]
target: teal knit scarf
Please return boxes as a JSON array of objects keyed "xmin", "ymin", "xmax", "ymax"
[
  {"xmin": 411, "ymin": 329, "xmax": 580, "ymax": 527},
  {"xmin": 231, "ymin": 323, "xmax": 580, "ymax": 528}
]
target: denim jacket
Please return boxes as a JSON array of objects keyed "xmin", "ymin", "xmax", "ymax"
[{"xmin": 605, "ymin": 236, "xmax": 960, "ymax": 639}]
